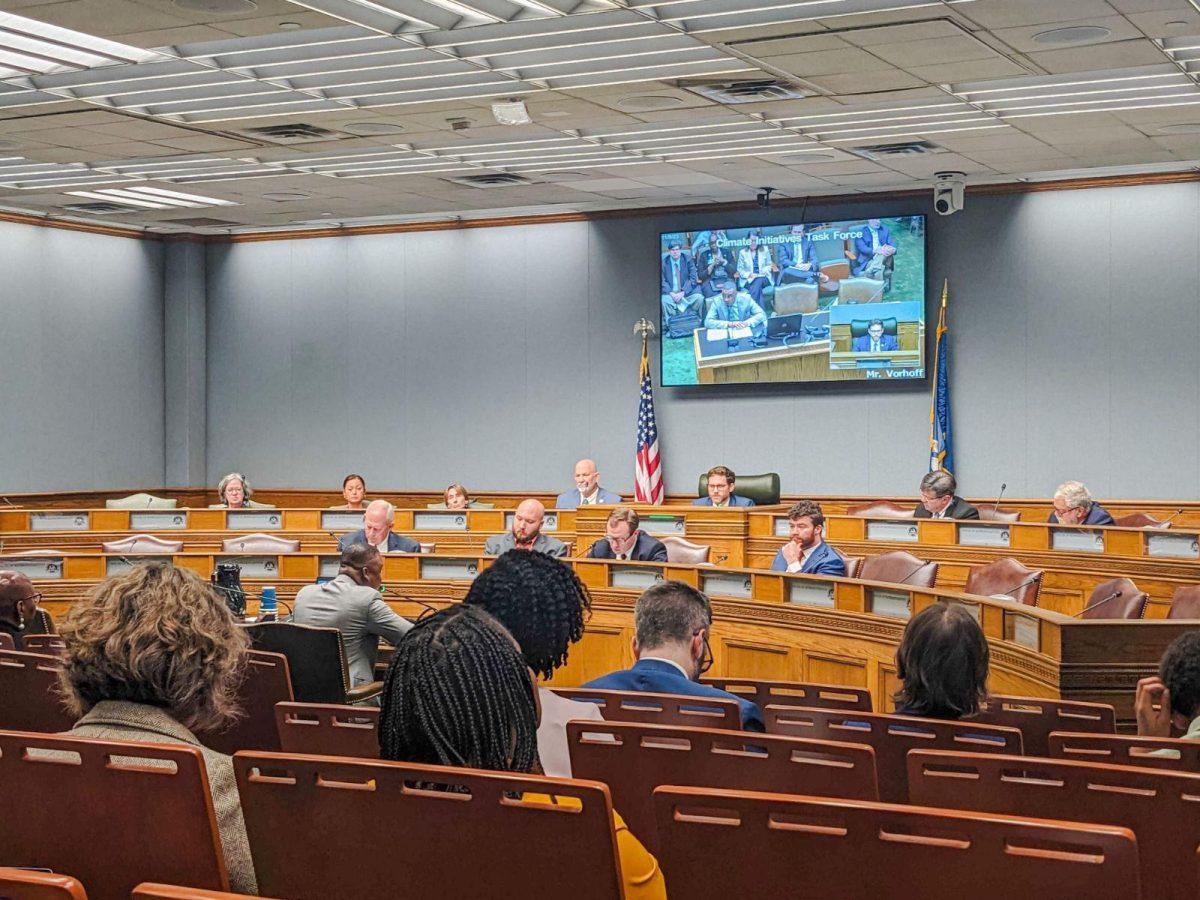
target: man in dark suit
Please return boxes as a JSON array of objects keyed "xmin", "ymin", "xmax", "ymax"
[
  {"xmin": 852, "ymin": 217, "xmax": 896, "ymax": 278},
  {"xmin": 771, "ymin": 500, "xmax": 846, "ymax": 575},
  {"xmin": 694, "ymin": 464, "xmax": 756, "ymax": 507},
  {"xmin": 852, "ymin": 319, "xmax": 899, "ymax": 353},
  {"xmin": 338, "ymin": 499, "xmax": 421, "ymax": 553},
  {"xmin": 913, "ymin": 470, "xmax": 979, "ymax": 520},
  {"xmin": 587, "ymin": 507, "xmax": 668, "ymax": 562},
  {"xmin": 776, "ymin": 223, "xmax": 829, "ymax": 286},
  {"xmin": 660, "ymin": 239, "xmax": 703, "ymax": 322},
  {"xmin": 584, "ymin": 580, "xmax": 764, "ymax": 731},
  {"xmin": 1048, "ymin": 481, "xmax": 1114, "ymax": 525}
]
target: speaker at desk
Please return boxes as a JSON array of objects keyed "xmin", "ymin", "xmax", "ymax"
[
  {"xmin": 850, "ymin": 317, "xmax": 897, "ymax": 340},
  {"xmin": 697, "ymin": 472, "xmax": 780, "ymax": 505}
]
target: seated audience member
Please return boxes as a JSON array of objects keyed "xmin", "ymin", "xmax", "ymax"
[
  {"xmin": 339, "ymin": 499, "xmax": 420, "ymax": 553},
  {"xmin": 484, "ymin": 499, "xmax": 568, "ymax": 557},
  {"xmin": 443, "ymin": 483, "xmax": 471, "ymax": 510},
  {"xmin": 893, "ymin": 603, "xmax": 988, "ymax": 720},
  {"xmin": 293, "ymin": 543, "xmax": 412, "ymax": 695},
  {"xmin": 59, "ymin": 565, "xmax": 257, "ymax": 894},
  {"xmin": 776, "ymin": 223, "xmax": 829, "ymax": 286},
  {"xmin": 556, "ymin": 458, "xmax": 622, "ymax": 509},
  {"xmin": 697, "ymin": 231, "xmax": 735, "ymax": 299},
  {"xmin": 851, "ymin": 218, "xmax": 896, "ymax": 279},
  {"xmin": 660, "ymin": 239, "xmax": 703, "ymax": 323},
  {"xmin": 211, "ymin": 472, "xmax": 270, "ymax": 509},
  {"xmin": 851, "ymin": 319, "xmax": 899, "ymax": 353},
  {"xmin": 1048, "ymin": 481, "xmax": 1114, "ymax": 526},
  {"xmin": 0, "ymin": 570, "xmax": 41, "ymax": 650},
  {"xmin": 693, "ymin": 465, "xmax": 756, "ymax": 508},
  {"xmin": 378, "ymin": 605, "xmax": 665, "ymax": 899},
  {"xmin": 463, "ymin": 550, "xmax": 603, "ymax": 777},
  {"xmin": 1134, "ymin": 631, "xmax": 1200, "ymax": 741},
  {"xmin": 588, "ymin": 507, "xmax": 668, "ymax": 562},
  {"xmin": 584, "ymin": 581, "xmax": 765, "ymax": 732},
  {"xmin": 735, "ymin": 231, "xmax": 775, "ymax": 306},
  {"xmin": 331, "ymin": 473, "xmax": 366, "ymax": 510},
  {"xmin": 913, "ymin": 470, "xmax": 979, "ymax": 520},
  {"xmin": 771, "ymin": 500, "xmax": 846, "ymax": 575},
  {"xmin": 704, "ymin": 281, "xmax": 766, "ymax": 336}
]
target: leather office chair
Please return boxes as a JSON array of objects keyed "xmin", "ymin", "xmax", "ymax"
[
  {"xmin": 846, "ymin": 500, "xmax": 913, "ymax": 518},
  {"xmin": 859, "ymin": 550, "xmax": 937, "ymax": 589},
  {"xmin": 221, "ymin": 533, "xmax": 299, "ymax": 553},
  {"xmin": 978, "ymin": 507, "xmax": 1020, "ymax": 523},
  {"xmin": 837, "ymin": 277, "xmax": 885, "ymax": 304},
  {"xmin": 849, "ymin": 317, "xmax": 899, "ymax": 347},
  {"xmin": 807, "ymin": 227, "xmax": 851, "ymax": 292},
  {"xmin": 696, "ymin": 472, "xmax": 781, "ymax": 505},
  {"xmin": 964, "ymin": 558, "xmax": 1043, "ymax": 607},
  {"xmin": 419, "ymin": 542, "xmax": 436, "ymax": 554},
  {"xmin": 842, "ymin": 555, "xmax": 863, "ymax": 578},
  {"xmin": 242, "ymin": 622, "xmax": 382, "ymax": 705},
  {"xmin": 106, "ymin": 492, "xmax": 177, "ymax": 510},
  {"xmin": 1081, "ymin": 578, "xmax": 1147, "ymax": 619},
  {"xmin": 661, "ymin": 535, "xmax": 710, "ymax": 565},
  {"xmin": 1114, "ymin": 512, "xmax": 1167, "ymax": 528},
  {"xmin": 103, "ymin": 534, "xmax": 184, "ymax": 553},
  {"xmin": 0, "ymin": 868, "xmax": 87, "ymax": 899},
  {"xmin": 1167, "ymin": 585, "xmax": 1200, "ymax": 619},
  {"xmin": 771, "ymin": 281, "xmax": 819, "ymax": 315}
]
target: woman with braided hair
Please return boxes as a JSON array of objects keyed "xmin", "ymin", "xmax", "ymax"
[
  {"xmin": 379, "ymin": 604, "xmax": 665, "ymax": 899},
  {"xmin": 462, "ymin": 549, "xmax": 603, "ymax": 777}
]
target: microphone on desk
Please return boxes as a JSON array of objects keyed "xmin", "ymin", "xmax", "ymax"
[
  {"xmin": 1, "ymin": 497, "xmax": 16, "ymax": 508},
  {"xmin": 994, "ymin": 573, "xmax": 1040, "ymax": 601},
  {"xmin": 1157, "ymin": 509, "xmax": 1184, "ymax": 528},
  {"xmin": 1074, "ymin": 588, "xmax": 1123, "ymax": 618},
  {"xmin": 380, "ymin": 585, "xmax": 438, "ymax": 617},
  {"xmin": 992, "ymin": 483, "xmax": 1007, "ymax": 511},
  {"xmin": 885, "ymin": 561, "xmax": 933, "ymax": 587}
]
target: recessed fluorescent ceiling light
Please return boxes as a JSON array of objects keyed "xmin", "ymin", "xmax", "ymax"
[
  {"xmin": 65, "ymin": 186, "xmax": 238, "ymax": 208},
  {"xmin": 1031, "ymin": 25, "xmax": 1112, "ymax": 45},
  {"xmin": 491, "ymin": 99, "xmax": 531, "ymax": 124},
  {"xmin": 0, "ymin": 11, "xmax": 162, "ymax": 78}
]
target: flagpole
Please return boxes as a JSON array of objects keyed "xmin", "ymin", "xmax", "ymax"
[{"xmin": 929, "ymin": 279, "xmax": 949, "ymax": 473}]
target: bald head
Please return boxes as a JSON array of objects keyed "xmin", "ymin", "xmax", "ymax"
[
  {"xmin": 0, "ymin": 570, "xmax": 34, "ymax": 626},
  {"xmin": 574, "ymin": 458, "xmax": 600, "ymax": 497},
  {"xmin": 511, "ymin": 499, "xmax": 546, "ymax": 546}
]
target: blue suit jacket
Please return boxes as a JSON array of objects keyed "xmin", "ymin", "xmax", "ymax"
[
  {"xmin": 854, "ymin": 224, "xmax": 892, "ymax": 260},
  {"xmin": 555, "ymin": 486, "xmax": 623, "ymax": 509},
  {"xmin": 693, "ymin": 494, "xmax": 756, "ymax": 507},
  {"xmin": 770, "ymin": 541, "xmax": 847, "ymax": 576},
  {"xmin": 584, "ymin": 659, "xmax": 765, "ymax": 731},
  {"xmin": 338, "ymin": 529, "xmax": 420, "ymax": 553},
  {"xmin": 852, "ymin": 334, "xmax": 899, "ymax": 352},
  {"xmin": 661, "ymin": 253, "xmax": 699, "ymax": 295},
  {"xmin": 1047, "ymin": 503, "xmax": 1114, "ymax": 526},
  {"xmin": 587, "ymin": 531, "xmax": 668, "ymax": 562}
]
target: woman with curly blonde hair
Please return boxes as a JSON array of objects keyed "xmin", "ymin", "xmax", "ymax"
[{"xmin": 60, "ymin": 564, "xmax": 257, "ymax": 894}]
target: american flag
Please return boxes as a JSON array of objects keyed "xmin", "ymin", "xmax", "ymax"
[{"xmin": 634, "ymin": 340, "xmax": 664, "ymax": 504}]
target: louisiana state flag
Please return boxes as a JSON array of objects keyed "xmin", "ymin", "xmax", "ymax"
[{"xmin": 929, "ymin": 281, "xmax": 953, "ymax": 474}]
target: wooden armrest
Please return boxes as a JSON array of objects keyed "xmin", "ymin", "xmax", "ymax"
[{"xmin": 347, "ymin": 681, "xmax": 383, "ymax": 704}]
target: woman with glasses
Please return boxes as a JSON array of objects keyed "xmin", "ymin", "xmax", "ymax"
[{"xmin": 0, "ymin": 570, "xmax": 45, "ymax": 649}]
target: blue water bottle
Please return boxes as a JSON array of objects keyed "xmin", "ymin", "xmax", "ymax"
[{"xmin": 259, "ymin": 585, "xmax": 278, "ymax": 622}]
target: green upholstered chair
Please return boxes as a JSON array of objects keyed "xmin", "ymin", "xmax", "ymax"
[{"xmin": 697, "ymin": 472, "xmax": 781, "ymax": 505}]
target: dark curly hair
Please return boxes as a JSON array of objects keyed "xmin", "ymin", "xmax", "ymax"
[
  {"xmin": 1160, "ymin": 631, "xmax": 1200, "ymax": 719},
  {"xmin": 463, "ymin": 549, "xmax": 591, "ymax": 679},
  {"xmin": 894, "ymin": 602, "xmax": 989, "ymax": 720}
]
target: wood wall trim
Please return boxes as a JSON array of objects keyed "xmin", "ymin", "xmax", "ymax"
[{"xmin": 0, "ymin": 208, "xmax": 152, "ymax": 240}]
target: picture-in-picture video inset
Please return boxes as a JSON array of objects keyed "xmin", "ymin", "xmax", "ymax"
[{"xmin": 658, "ymin": 215, "xmax": 926, "ymax": 386}]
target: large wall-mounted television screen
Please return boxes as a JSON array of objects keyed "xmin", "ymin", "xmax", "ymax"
[{"xmin": 658, "ymin": 215, "xmax": 927, "ymax": 386}]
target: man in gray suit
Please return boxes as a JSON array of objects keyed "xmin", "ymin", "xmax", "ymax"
[
  {"xmin": 338, "ymin": 499, "xmax": 420, "ymax": 553},
  {"xmin": 293, "ymin": 543, "xmax": 413, "ymax": 692},
  {"xmin": 484, "ymin": 499, "xmax": 569, "ymax": 557}
]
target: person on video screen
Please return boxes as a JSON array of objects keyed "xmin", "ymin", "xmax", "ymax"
[
  {"xmin": 735, "ymin": 231, "xmax": 776, "ymax": 305},
  {"xmin": 705, "ymin": 281, "xmax": 766, "ymax": 335},
  {"xmin": 852, "ymin": 218, "xmax": 896, "ymax": 279},
  {"xmin": 660, "ymin": 239, "xmax": 704, "ymax": 322},
  {"xmin": 776, "ymin": 224, "xmax": 829, "ymax": 286},
  {"xmin": 697, "ymin": 232, "xmax": 735, "ymax": 299},
  {"xmin": 852, "ymin": 319, "xmax": 898, "ymax": 353}
]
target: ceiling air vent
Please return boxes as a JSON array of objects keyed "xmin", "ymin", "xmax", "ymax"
[
  {"xmin": 680, "ymin": 79, "xmax": 808, "ymax": 104},
  {"xmin": 235, "ymin": 123, "xmax": 347, "ymax": 144},
  {"xmin": 444, "ymin": 173, "xmax": 532, "ymax": 188},
  {"xmin": 61, "ymin": 201, "xmax": 138, "ymax": 214},
  {"xmin": 852, "ymin": 140, "xmax": 946, "ymax": 160}
]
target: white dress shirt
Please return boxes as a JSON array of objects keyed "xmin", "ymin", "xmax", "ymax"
[{"xmin": 785, "ymin": 544, "xmax": 815, "ymax": 574}]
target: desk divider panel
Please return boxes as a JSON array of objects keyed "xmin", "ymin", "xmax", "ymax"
[
  {"xmin": 788, "ymin": 579, "xmax": 836, "ymax": 608},
  {"xmin": 1146, "ymin": 531, "xmax": 1200, "ymax": 559},
  {"xmin": 30, "ymin": 511, "xmax": 89, "ymax": 531},
  {"xmin": 957, "ymin": 523, "xmax": 1011, "ymax": 547},
  {"xmin": 226, "ymin": 510, "xmax": 283, "ymax": 530},
  {"xmin": 129, "ymin": 511, "xmax": 189, "ymax": 530},
  {"xmin": 611, "ymin": 565, "xmax": 664, "ymax": 590},
  {"xmin": 701, "ymin": 572, "xmax": 753, "ymax": 599},
  {"xmin": 419, "ymin": 557, "xmax": 480, "ymax": 580},
  {"xmin": 1051, "ymin": 529, "xmax": 1105, "ymax": 553},
  {"xmin": 0, "ymin": 556, "xmax": 62, "ymax": 578},
  {"xmin": 865, "ymin": 521, "xmax": 919, "ymax": 542}
]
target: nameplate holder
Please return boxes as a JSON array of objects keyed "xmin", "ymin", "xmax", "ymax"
[
  {"xmin": 130, "ymin": 511, "xmax": 188, "ymax": 530},
  {"xmin": 701, "ymin": 572, "xmax": 752, "ymax": 599},
  {"xmin": 788, "ymin": 580, "xmax": 835, "ymax": 609},
  {"xmin": 865, "ymin": 521, "xmax": 919, "ymax": 542},
  {"xmin": 957, "ymin": 524, "xmax": 1010, "ymax": 547},
  {"xmin": 641, "ymin": 516, "xmax": 685, "ymax": 535},
  {"xmin": 30, "ymin": 512, "xmax": 89, "ymax": 532},
  {"xmin": 414, "ymin": 512, "xmax": 469, "ymax": 531},
  {"xmin": 868, "ymin": 589, "xmax": 910, "ymax": 619},
  {"xmin": 227, "ymin": 511, "xmax": 282, "ymax": 531},
  {"xmin": 1050, "ymin": 528, "xmax": 1104, "ymax": 553},
  {"xmin": 611, "ymin": 565, "xmax": 664, "ymax": 590},
  {"xmin": 504, "ymin": 512, "xmax": 559, "ymax": 532},
  {"xmin": 773, "ymin": 517, "xmax": 791, "ymax": 537},
  {"xmin": 216, "ymin": 555, "xmax": 279, "ymax": 577},
  {"xmin": 0, "ymin": 557, "xmax": 63, "ymax": 579},
  {"xmin": 319, "ymin": 555, "xmax": 340, "ymax": 578},
  {"xmin": 1146, "ymin": 532, "xmax": 1200, "ymax": 559},
  {"xmin": 321, "ymin": 511, "xmax": 366, "ymax": 531},
  {"xmin": 419, "ymin": 558, "xmax": 479, "ymax": 580},
  {"xmin": 1006, "ymin": 613, "xmax": 1040, "ymax": 651}
]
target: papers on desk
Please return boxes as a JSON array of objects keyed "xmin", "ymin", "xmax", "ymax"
[{"xmin": 706, "ymin": 327, "xmax": 752, "ymax": 341}]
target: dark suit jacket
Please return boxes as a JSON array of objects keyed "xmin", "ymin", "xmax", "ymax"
[
  {"xmin": 913, "ymin": 495, "xmax": 980, "ymax": 520},
  {"xmin": 338, "ymin": 528, "xmax": 421, "ymax": 553},
  {"xmin": 584, "ymin": 659, "xmax": 765, "ymax": 732},
  {"xmin": 854, "ymin": 224, "xmax": 893, "ymax": 260},
  {"xmin": 696, "ymin": 244, "xmax": 734, "ymax": 286},
  {"xmin": 1047, "ymin": 503, "xmax": 1114, "ymax": 526},
  {"xmin": 587, "ymin": 531, "xmax": 668, "ymax": 562},
  {"xmin": 852, "ymin": 334, "xmax": 899, "ymax": 352},
  {"xmin": 661, "ymin": 252, "xmax": 699, "ymax": 295},
  {"xmin": 777, "ymin": 237, "xmax": 818, "ymax": 272},
  {"xmin": 770, "ymin": 540, "xmax": 847, "ymax": 575},
  {"xmin": 693, "ymin": 494, "xmax": 756, "ymax": 507}
]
